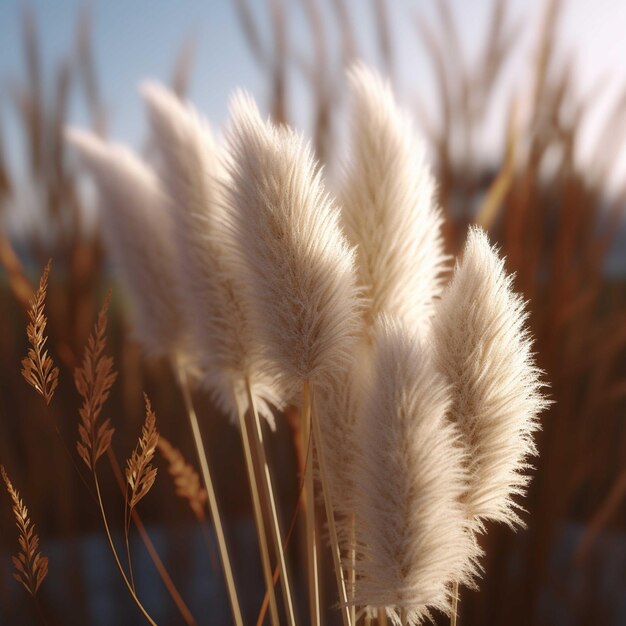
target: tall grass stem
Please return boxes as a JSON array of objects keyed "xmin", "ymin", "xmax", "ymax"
[
  {"xmin": 245, "ymin": 377, "xmax": 298, "ymax": 626},
  {"xmin": 176, "ymin": 364, "xmax": 245, "ymax": 626}
]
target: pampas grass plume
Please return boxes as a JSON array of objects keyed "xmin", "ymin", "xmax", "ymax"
[
  {"xmin": 340, "ymin": 64, "xmax": 447, "ymax": 331},
  {"xmin": 432, "ymin": 227, "xmax": 546, "ymax": 527},
  {"xmin": 66, "ymin": 129, "xmax": 182, "ymax": 359},
  {"xmin": 140, "ymin": 82, "xmax": 282, "ymax": 425},
  {"xmin": 223, "ymin": 92, "xmax": 361, "ymax": 391},
  {"xmin": 352, "ymin": 316, "xmax": 478, "ymax": 624}
]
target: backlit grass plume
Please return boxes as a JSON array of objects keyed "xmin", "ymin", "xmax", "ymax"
[
  {"xmin": 1, "ymin": 466, "xmax": 48, "ymax": 597},
  {"xmin": 21, "ymin": 259, "xmax": 59, "ymax": 405},
  {"xmin": 432, "ymin": 227, "xmax": 546, "ymax": 527},
  {"xmin": 223, "ymin": 91, "xmax": 361, "ymax": 392},
  {"xmin": 75, "ymin": 292, "xmax": 117, "ymax": 471},
  {"xmin": 158, "ymin": 436, "xmax": 207, "ymax": 521},
  {"xmin": 141, "ymin": 82, "xmax": 282, "ymax": 425},
  {"xmin": 339, "ymin": 64, "xmax": 447, "ymax": 331},
  {"xmin": 66, "ymin": 129, "xmax": 183, "ymax": 359},
  {"xmin": 126, "ymin": 393, "xmax": 159, "ymax": 513},
  {"xmin": 351, "ymin": 316, "xmax": 478, "ymax": 624}
]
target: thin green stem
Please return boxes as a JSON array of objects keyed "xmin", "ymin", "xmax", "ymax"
[
  {"xmin": 176, "ymin": 364, "xmax": 245, "ymax": 626},
  {"xmin": 94, "ymin": 473, "xmax": 158, "ymax": 626},
  {"xmin": 245, "ymin": 377, "xmax": 298, "ymax": 626},
  {"xmin": 309, "ymin": 383, "xmax": 352, "ymax": 626}
]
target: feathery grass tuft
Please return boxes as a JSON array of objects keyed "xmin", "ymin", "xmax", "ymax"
[
  {"xmin": 1, "ymin": 466, "xmax": 49, "ymax": 596},
  {"xmin": 21, "ymin": 259, "xmax": 59, "ymax": 405},
  {"xmin": 157, "ymin": 436, "xmax": 207, "ymax": 521},
  {"xmin": 432, "ymin": 227, "xmax": 547, "ymax": 527},
  {"xmin": 352, "ymin": 316, "xmax": 479, "ymax": 624},
  {"xmin": 75, "ymin": 292, "xmax": 117, "ymax": 471},
  {"xmin": 66, "ymin": 129, "xmax": 184, "ymax": 359},
  {"xmin": 223, "ymin": 91, "xmax": 361, "ymax": 392},
  {"xmin": 126, "ymin": 393, "xmax": 159, "ymax": 512},
  {"xmin": 340, "ymin": 64, "xmax": 447, "ymax": 331},
  {"xmin": 141, "ymin": 82, "xmax": 282, "ymax": 425}
]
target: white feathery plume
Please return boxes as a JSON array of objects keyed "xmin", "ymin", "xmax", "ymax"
[
  {"xmin": 65, "ymin": 129, "xmax": 183, "ymax": 359},
  {"xmin": 351, "ymin": 315, "xmax": 479, "ymax": 624},
  {"xmin": 432, "ymin": 227, "xmax": 546, "ymax": 527},
  {"xmin": 140, "ymin": 82, "xmax": 283, "ymax": 426},
  {"xmin": 222, "ymin": 92, "xmax": 361, "ymax": 393},
  {"xmin": 317, "ymin": 337, "xmax": 370, "ymax": 517},
  {"xmin": 339, "ymin": 63, "xmax": 447, "ymax": 331}
]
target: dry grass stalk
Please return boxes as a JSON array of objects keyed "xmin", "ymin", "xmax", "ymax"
[
  {"xmin": 21, "ymin": 260, "xmax": 59, "ymax": 405},
  {"xmin": 75, "ymin": 292, "xmax": 117, "ymax": 471},
  {"xmin": 1, "ymin": 466, "xmax": 49, "ymax": 596},
  {"xmin": 126, "ymin": 394, "xmax": 159, "ymax": 512},
  {"xmin": 157, "ymin": 436, "xmax": 207, "ymax": 521}
]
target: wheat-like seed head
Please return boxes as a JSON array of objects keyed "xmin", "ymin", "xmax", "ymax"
[
  {"xmin": 21, "ymin": 259, "xmax": 59, "ymax": 405},
  {"xmin": 126, "ymin": 393, "xmax": 159, "ymax": 512},
  {"xmin": 339, "ymin": 63, "xmax": 448, "ymax": 332},
  {"xmin": 157, "ymin": 435, "xmax": 207, "ymax": 521},
  {"xmin": 75, "ymin": 292, "xmax": 117, "ymax": 471},
  {"xmin": 1, "ymin": 466, "xmax": 49, "ymax": 596},
  {"xmin": 140, "ymin": 82, "xmax": 283, "ymax": 426},
  {"xmin": 351, "ymin": 316, "xmax": 479, "ymax": 624},
  {"xmin": 222, "ymin": 92, "xmax": 361, "ymax": 393},
  {"xmin": 66, "ymin": 129, "xmax": 184, "ymax": 360},
  {"xmin": 432, "ymin": 227, "xmax": 547, "ymax": 527}
]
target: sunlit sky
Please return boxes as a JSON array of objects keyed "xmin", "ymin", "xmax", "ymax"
[
  {"xmin": 2, "ymin": 1, "xmax": 626, "ymax": 166},
  {"xmin": 1, "ymin": 0, "xmax": 626, "ymax": 200}
]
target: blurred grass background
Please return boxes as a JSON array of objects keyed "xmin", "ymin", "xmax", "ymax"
[{"xmin": 1, "ymin": 0, "xmax": 626, "ymax": 624}]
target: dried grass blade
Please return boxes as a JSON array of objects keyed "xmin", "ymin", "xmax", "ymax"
[
  {"xmin": 75, "ymin": 291, "xmax": 117, "ymax": 470},
  {"xmin": 1, "ymin": 466, "xmax": 49, "ymax": 596},
  {"xmin": 21, "ymin": 259, "xmax": 59, "ymax": 405},
  {"xmin": 126, "ymin": 394, "xmax": 159, "ymax": 512},
  {"xmin": 157, "ymin": 436, "xmax": 207, "ymax": 521}
]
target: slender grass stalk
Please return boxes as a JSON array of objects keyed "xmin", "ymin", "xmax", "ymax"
[
  {"xmin": 302, "ymin": 381, "xmax": 320, "ymax": 626},
  {"xmin": 348, "ymin": 513, "xmax": 356, "ymax": 626},
  {"xmin": 364, "ymin": 611, "xmax": 371, "ymax": 626},
  {"xmin": 450, "ymin": 581, "xmax": 459, "ymax": 626},
  {"xmin": 378, "ymin": 608, "xmax": 388, "ymax": 625},
  {"xmin": 105, "ymin": 448, "xmax": 197, "ymax": 626},
  {"xmin": 309, "ymin": 384, "xmax": 352, "ymax": 626},
  {"xmin": 232, "ymin": 378, "xmax": 281, "ymax": 626},
  {"xmin": 124, "ymin": 499, "xmax": 136, "ymax": 592},
  {"xmin": 245, "ymin": 378, "xmax": 297, "ymax": 626},
  {"xmin": 93, "ymin": 474, "xmax": 158, "ymax": 626},
  {"xmin": 175, "ymin": 364, "xmax": 244, "ymax": 626}
]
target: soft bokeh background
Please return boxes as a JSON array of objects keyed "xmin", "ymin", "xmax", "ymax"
[{"xmin": 1, "ymin": 0, "xmax": 626, "ymax": 624}]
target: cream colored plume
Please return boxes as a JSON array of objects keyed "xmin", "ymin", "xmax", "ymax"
[
  {"xmin": 140, "ymin": 82, "xmax": 283, "ymax": 426},
  {"xmin": 351, "ymin": 316, "xmax": 479, "ymax": 623},
  {"xmin": 222, "ymin": 92, "xmax": 361, "ymax": 392},
  {"xmin": 432, "ymin": 227, "xmax": 546, "ymax": 527},
  {"xmin": 339, "ymin": 63, "xmax": 447, "ymax": 331},
  {"xmin": 66, "ymin": 129, "xmax": 183, "ymax": 359}
]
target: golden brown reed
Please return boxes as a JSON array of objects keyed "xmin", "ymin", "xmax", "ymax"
[
  {"xmin": 1, "ymin": 466, "xmax": 49, "ymax": 596},
  {"xmin": 126, "ymin": 394, "xmax": 159, "ymax": 512},
  {"xmin": 21, "ymin": 259, "xmax": 59, "ymax": 405},
  {"xmin": 75, "ymin": 292, "xmax": 117, "ymax": 471},
  {"xmin": 157, "ymin": 436, "xmax": 207, "ymax": 521}
]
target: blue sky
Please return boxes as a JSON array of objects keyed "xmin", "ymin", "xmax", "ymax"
[{"xmin": 1, "ymin": 0, "xmax": 626, "ymax": 187}]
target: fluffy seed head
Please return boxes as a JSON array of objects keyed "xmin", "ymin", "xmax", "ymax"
[
  {"xmin": 432, "ymin": 227, "xmax": 546, "ymax": 527},
  {"xmin": 66, "ymin": 129, "xmax": 183, "ymax": 359},
  {"xmin": 141, "ymin": 82, "xmax": 283, "ymax": 425},
  {"xmin": 340, "ymin": 63, "xmax": 447, "ymax": 331},
  {"xmin": 222, "ymin": 92, "xmax": 361, "ymax": 392},
  {"xmin": 352, "ymin": 316, "xmax": 479, "ymax": 623}
]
